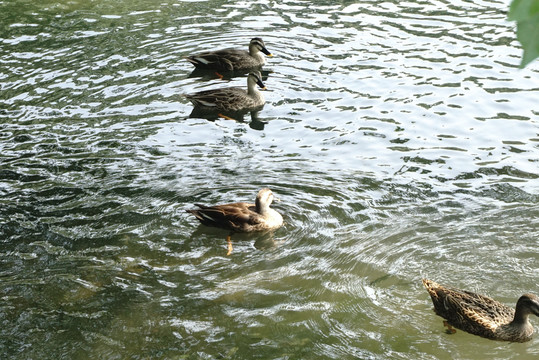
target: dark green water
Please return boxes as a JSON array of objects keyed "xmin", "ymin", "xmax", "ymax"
[{"xmin": 1, "ymin": 0, "xmax": 538, "ymax": 359}]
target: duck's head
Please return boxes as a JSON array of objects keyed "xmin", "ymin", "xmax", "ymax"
[
  {"xmin": 248, "ymin": 71, "xmax": 266, "ymax": 90},
  {"xmin": 255, "ymin": 188, "xmax": 275, "ymax": 212},
  {"xmin": 517, "ymin": 294, "xmax": 539, "ymax": 317},
  {"xmin": 249, "ymin": 37, "xmax": 272, "ymax": 57}
]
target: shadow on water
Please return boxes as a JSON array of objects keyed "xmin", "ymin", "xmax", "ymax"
[
  {"xmin": 187, "ymin": 225, "xmax": 284, "ymax": 255},
  {"xmin": 187, "ymin": 106, "xmax": 267, "ymax": 130},
  {"xmin": 187, "ymin": 67, "xmax": 272, "ymax": 81}
]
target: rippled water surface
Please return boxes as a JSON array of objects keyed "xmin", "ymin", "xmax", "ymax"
[{"xmin": 1, "ymin": 0, "xmax": 538, "ymax": 359}]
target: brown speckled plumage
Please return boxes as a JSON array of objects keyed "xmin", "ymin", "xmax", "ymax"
[{"xmin": 422, "ymin": 279, "xmax": 539, "ymax": 342}]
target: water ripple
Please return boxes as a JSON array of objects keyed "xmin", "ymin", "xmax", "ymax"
[{"xmin": 2, "ymin": 0, "xmax": 539, "ymax": 359}]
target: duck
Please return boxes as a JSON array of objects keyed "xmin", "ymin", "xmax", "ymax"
[
  {"xmin": 185, "ymin": 37, "xmax": 272, "ymax": 71},
  {"xmin": 422, "ymin": 279, "xmax": 539, "ymax": 342},
  {"xmin": 186, "ymin": 188, "xmax": 283, "ymax": 255},
  {"xmin": 184, "ymin": 71, "xmax": 266, "ymax": 113},
  {"xmin": 186, "ymin": 188, "xmax": 283, "ymax": 233}
]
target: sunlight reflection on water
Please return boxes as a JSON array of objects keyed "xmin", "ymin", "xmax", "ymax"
[{"xmin": 1, "ymin": 0, "xmax": 538, "ymax": 359}]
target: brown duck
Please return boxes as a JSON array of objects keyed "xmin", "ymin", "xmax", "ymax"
[
  {"xmin": 184, "ymin": 71, "xmax": 266, "ymax": 113},
  {"xmin": 185, "ymin": 37, "xmax": 272, "ymax": 71},
  {"xmin": 186, "ymin": 188, "xmax": 283, "ymax": 254},
  {"xmin": 422, "ymin": 279, "xmax": 539, "ymax": 342}
]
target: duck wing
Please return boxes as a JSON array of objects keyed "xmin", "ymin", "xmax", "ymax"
[
  {"xmin": 187, "ymin": 202, "xmax": 262, "ymax": 231},
  {"xmin": 186, "ymin": 49, "xmax": 249, "ymax": 71},
  {"xmin": 185, "ymin": 87, "xmax": 248, "ymax": 111}
]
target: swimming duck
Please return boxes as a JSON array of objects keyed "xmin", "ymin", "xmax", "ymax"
[
  {"xmin": 422, "ymin": 279, "xmax": 539, "ymax": 342},
  {"xmin": 184, "ymin": 71, "xmax": 266, "ymax": 113},
  {"xmin": 185, "ymin": 37, "xmax": 272, "ymax": 71},
  {"xmin": 186, "ymin": 188, "xmax": 283, "ymax": 233}
]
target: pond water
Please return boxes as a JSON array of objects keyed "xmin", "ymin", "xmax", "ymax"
[{"xmin": 1, "ymin": 0, "xmax": 538, "ymax": 359}]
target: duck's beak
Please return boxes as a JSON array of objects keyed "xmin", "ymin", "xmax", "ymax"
[
  {"xmin": 257, "ymin": 78, "xmax": 267, "ymax": 90},
  {"xmin": 261, "ymin": 47, "xmax": 273, "ymax": 57}
]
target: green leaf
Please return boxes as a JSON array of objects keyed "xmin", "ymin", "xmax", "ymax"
[
  {"xmin": 508, "ymin": 0, "xmax": 539, "ymax": 68},
  {"xmin": 508, "ymin": 0, "xmax": 539, "ymax": 21}
]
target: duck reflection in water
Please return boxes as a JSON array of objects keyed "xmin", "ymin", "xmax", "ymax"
[
  {"xmin": 188, "ymin": 106, "xmax": 266, "ymax": 130},
  {"xmin": 187, "ymin": 67, "xmax": 272, "ymax": 81},
  {"xmin": 186, "ymin": 188, "xmax": 284, "ymax": 255}
]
